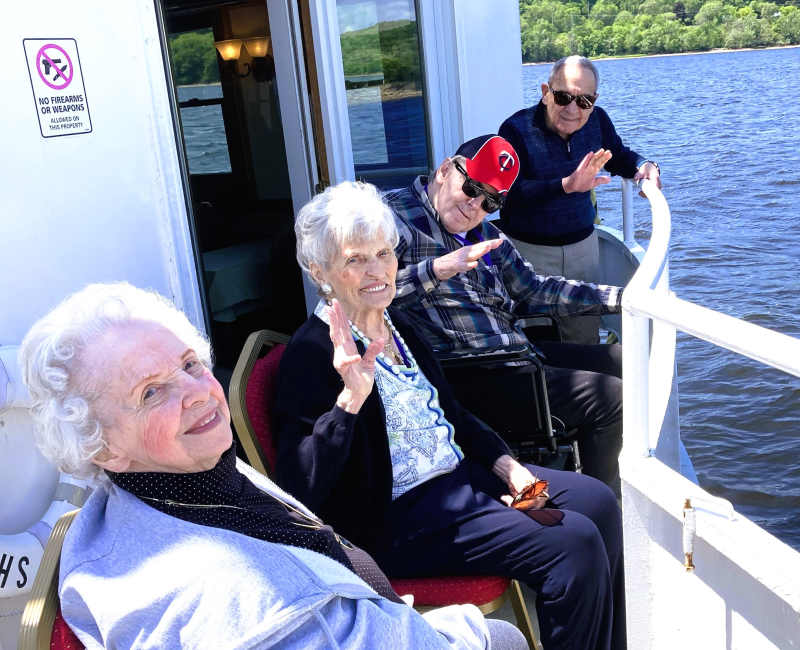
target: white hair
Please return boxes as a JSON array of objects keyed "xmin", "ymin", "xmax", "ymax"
[
  {"xmin": 19, "ymin": 282, "xmax": 211, "ymax": 482},
  {"xmin": 295, "ymin": 181, "xmax": 399, "ymax": 289},
  {"xmin": 549, "ymin": 55, "xmax": 599, "ymax": 87}
]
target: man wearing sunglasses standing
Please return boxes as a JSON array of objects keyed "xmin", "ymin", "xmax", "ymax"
[
  {"xmin": 386, "ymin": 134, "xmax": 625, "ymax": 495},
  {"xmin": 499, "ymin": 55, "xmax": 661, "ymax": 344}
]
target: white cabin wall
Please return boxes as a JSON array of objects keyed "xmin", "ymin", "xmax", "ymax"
[
  {"xmin": 418, "ymin": 1, "xmax": 524, "ymax": 166},
  {"xmin": 1, "ymin": 5, "xmax": 201, "ymax": 644},
  {"xmin": 451, "ymin": 1, "xmax": 524, "ymax": 142},
  {"xmin": 0, "ymin": 2, "xmax": 204, "ymax": 347}
]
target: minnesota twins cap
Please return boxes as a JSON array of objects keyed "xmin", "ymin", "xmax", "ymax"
[{"xmin": 454, "ymin": 135, "xmax": 519, "ymax": 194}]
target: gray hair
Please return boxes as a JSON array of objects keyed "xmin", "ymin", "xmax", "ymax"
[
  {"xmin": 19, "ymin": 282, "xmax": 211, "ymax": 482},
  {"xmin": 295, "ymin": 181, "xmax": 399, "ymax": 287},
  {"xmin": 549, "ymin": 55, "xmax": 599, "ymax": 88}
]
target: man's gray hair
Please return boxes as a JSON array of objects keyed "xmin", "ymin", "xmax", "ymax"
[
  {"xmin": 295, "ymin": 181, "xmax": 399, "ymax": 288},
  {"xmin": 19, "ymin": 282, "xmax": 211, "ymax": 482},
  {"xmin": 549, "ymin": 55, "xmax": 599, "ymax": 87}
]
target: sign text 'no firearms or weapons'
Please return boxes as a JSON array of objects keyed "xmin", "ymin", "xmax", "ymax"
[{"xmin": 23, "ymin": 38, "xmax": 92, "ymax": 138}]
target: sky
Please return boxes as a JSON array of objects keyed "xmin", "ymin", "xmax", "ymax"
[{"xmin": 336, "ymin": 0, "xmax": 415, "ymax": 34}]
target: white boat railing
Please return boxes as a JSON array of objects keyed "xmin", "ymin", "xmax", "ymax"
[
  {"xmin": 621, "ymin": 178, "xmax": 800, "ymax": 455},
  {"xmin": 618, "ymin": 177, "xmax": 800, "ymax": 649}
]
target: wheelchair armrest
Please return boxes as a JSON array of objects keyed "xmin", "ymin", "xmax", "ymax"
[
  {"xmin": 514, "ymin": 314, "xmax": 555, "ymax": 328},
  {"xmin": 515, "ymin": 314, "xmax": 562, "ymax": 344},
  {"xmin": 436, "ymin": 344, "xmax": 536, "ymax": 370}
]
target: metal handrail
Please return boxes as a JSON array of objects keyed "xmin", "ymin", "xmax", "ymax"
[
  {"xmin": 621, "ymin": 179, "xmax": 800, "ymax": 457},
  {"xmin": 621, "ymin": 177, "xmax": 636, "ymax": 247},
  {"xmin": 629, "ymin": 290, "xmax": 800, "ymax": 379}
]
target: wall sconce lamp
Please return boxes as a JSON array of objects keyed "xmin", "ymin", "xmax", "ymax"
[
  {"xmin": 215, "ymin": 37, "xmax": 274, "ymax": 82},
  {"xmin": 215, "ymin": 39, "xmax": 243, "ymax": 62},
  {"xmin": 244, "ymin": 37, "xmax": 270, "ymax": 58}
]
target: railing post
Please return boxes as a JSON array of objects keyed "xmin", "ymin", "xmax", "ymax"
[
  {"xmin": 622, "ymin": 307, "xmax": 651, "ymax": 457},
  {"xmin": 622, "ymin": 178, "xmax": 670, "ymax": 458},
  {"xmin": 621, "ymin": 178, "xmax": 635, "ymax": 246}
]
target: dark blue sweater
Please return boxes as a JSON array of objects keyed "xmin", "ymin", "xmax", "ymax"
[
  {"xmin": 273, "ymin": 308, "xmax": 511, "ymax": 555},
  {"xmin": 499, "ymin": 102, "xmax": 644, "ymax": 245}
]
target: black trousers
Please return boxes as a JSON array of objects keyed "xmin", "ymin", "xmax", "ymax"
[
  {"xmin": 445, "ymin": 342, "xmax": 623, "ymax": 492},
  {"xmin": 375, "ymin": 460, "xmax": 626, "ymax": 650}
]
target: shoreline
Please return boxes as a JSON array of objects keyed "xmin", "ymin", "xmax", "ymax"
[{"xmin": 523, "ymin": 43, "xmax": 800, "ymax": 65}]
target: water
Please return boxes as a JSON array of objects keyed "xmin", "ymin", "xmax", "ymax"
[
  {"xmin": 524, "ymin": 48, "xmax": 800, "ymax": 550},
  {"xmin": 178, "ymin": 84, "xmax": 231, "ymax": 174},
  {"xmin": 181, "ymin": 47, "xmax": 800, "ymax": 550}
]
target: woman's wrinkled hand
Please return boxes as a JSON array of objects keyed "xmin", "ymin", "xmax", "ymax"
[
  {"xmin": 328, "ymin": 299, "xmax": 383, "ymax": 414},
  {"xmin": 492, "ymin": 454, "xmax": 548, "ymax": 510}
]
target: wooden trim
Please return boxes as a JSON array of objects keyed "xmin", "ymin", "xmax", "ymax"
[
  {"xmin": 298, "ymin": 0, "xmax": 329, "ymax": 191},
  {"xmin": 509, "ymin": 578, "xmax": 538, "ymax": 649},
  {"xmin": 18, "ymin": 509, "xmax": 80, "ymax": 650},
  {"xmin": 229, "ymin": 328, "xmax": 290, "ymax": 478},
  {"xmin": 412, "ymin": 590, "xmax": 505, "ymax": 615},
  {"xmin": 476, "ymin": 590, "xmax": 508, "ymax": 615},
  {"xmin": 304, "ymin": 0, "xmax": 355, "ymax": 184}
]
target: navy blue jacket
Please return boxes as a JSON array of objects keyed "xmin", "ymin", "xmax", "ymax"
[
  {"xmin": 273, "ymin": 308, "xmax": 511, "ymax": 555},
  {"xmin": 499, "ymin": 102, "xmax": 643, "ymax": 245}
]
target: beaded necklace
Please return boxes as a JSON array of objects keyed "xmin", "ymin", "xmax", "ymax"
[{"xmin": 349, "ymin": 311, "xmax": 418, "ymax": 383}]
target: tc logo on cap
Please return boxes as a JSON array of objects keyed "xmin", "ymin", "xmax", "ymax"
[{"xmin": 498, "ymin": 150, "xmax": 516, "ymax": 171}]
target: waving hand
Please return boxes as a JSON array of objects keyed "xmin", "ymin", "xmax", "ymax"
[
  {"xmin": 328, "ymin": 299, "xmax": 384, "ymax": 414},
  {"xmin": 563, "ymin": 149, "xmax": 612, "ymax": 194},
  {"xmin": 432, "ymin": 239, "xmax": 503, "ymax": 281}
]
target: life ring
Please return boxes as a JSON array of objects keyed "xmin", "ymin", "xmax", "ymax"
[
  {"xmin": 0, "ymin": 472, "xmax": 89, "ymax": 597},
  {"xmin": 1, "ymin": 346, "xmax": 91, "ymax": 598}
]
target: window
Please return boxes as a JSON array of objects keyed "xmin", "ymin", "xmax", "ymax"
[
  {"xmin": 336, "ymin": 0, "xmax": 430, "ymax": 189},
  {"xmin": 165, "ymin": 3, "xmax": 306, "ymax": 376},
  {"xmin": 169, "ymin": 28, "xmax": 232, "ymax": 174}
]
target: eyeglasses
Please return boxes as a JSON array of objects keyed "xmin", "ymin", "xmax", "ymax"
[
  {"xmin": 548, "ymin": 86, "xmax": 598, "ymax": 110},
  {"xmin": 453, "ymin": 161, "xmax": 505, "ymax": 213},
  {"xmin": 510, "ymin": 480, "xmax": 564, "ymax": 526}
]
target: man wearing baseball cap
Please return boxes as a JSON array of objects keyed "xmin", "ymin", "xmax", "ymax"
[{"xmin": 385, "ymin": 134, "xmax": 624, "ymax": 493}]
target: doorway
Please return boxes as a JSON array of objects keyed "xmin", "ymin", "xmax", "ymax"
[{"xmin": 162, "ymin": 0, "xmax": 310, "ymax": 381}]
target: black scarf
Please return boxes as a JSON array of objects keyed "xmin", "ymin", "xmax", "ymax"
[{"xmin": 108, "ymin": 444, "xmax": 402, "ymax": 603}]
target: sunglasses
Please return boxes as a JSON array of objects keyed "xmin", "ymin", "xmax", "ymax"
[
  {"xmin": 453, "ymin": 161, "xmax": 505, "ymax": 213},
  {"xmin": 549, "ymin": 86, "xmax": 598, "ymax": 110},
  {"xmin": 511, "ymin": 480, "xmax": 564, "ymax": 526}
]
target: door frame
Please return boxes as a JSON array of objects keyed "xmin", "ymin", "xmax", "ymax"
[{"xmin": 267, "ymin": 0, "xmax": 331, "ymax": 312}]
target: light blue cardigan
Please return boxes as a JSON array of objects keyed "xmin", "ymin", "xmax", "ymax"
[{"xmin": 60, "ymin": 461, "xmax": 490, "ymax": 649}]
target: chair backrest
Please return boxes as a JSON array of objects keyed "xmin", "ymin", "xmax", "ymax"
[
  {"xmin": 18, "ymin": 509, "xmax": 83, "ymax": 650},
  {"xmin": 229, "ymin": 329, "xmax": 290, "ymax": 477},
  {"xmin": 51, "ymin": 607, "xmax": 84, "ymax": 650}
]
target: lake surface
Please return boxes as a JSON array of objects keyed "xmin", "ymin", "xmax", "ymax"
[
  {"xmin": 182, "ymin": 46, "xmax": 800, "ymax": 550},
  {"xmin": 522, "ymin": 48, "xmax": 800, "ymax": 550}
]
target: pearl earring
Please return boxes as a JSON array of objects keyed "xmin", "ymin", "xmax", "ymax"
[{"xmin": 321, "ymin": 283, "xmax": 332, "ymax": 295}]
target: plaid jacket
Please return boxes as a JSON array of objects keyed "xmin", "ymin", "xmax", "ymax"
[{"xmin": 385, "ymin": 177, "xmax": 622, "ymax": 354}]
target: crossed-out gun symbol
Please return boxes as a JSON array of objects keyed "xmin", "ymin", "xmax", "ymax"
[{"xmin": 42, "ymin": 58, "xmax": 68, "ymax": 80}]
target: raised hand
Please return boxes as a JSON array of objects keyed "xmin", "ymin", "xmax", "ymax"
[
  {"xmin": 328, "ymin": 299, "xmax": 383, "ymax": 414},
  {"xmin": 432, "ymin": 239, "xmax": 503, "ymax": 281},
  {"xmin": 563, "ymin": 149, "xmax": 613, "ymax": 194}
]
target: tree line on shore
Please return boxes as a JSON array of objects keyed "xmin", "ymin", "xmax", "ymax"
[
  {"xmin": 521, "ymin": 0, "xmax": 800, "ymax": 61},
  {"xmin": 165, "ymin": 3, "xmax": 800, "ymax": 87}
]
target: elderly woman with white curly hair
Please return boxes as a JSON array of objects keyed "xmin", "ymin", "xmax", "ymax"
[
  {"xmin": 274, "ymin": 181, "xmax": 626, "ymax": 650},
  {"xmin": 20, "ymin": 281, "xmax": 528, "ymax": 650}
]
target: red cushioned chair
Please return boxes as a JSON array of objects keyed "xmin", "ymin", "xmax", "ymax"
[
  {"xmin": 230, "ymin": 329, "xmax": 538, "ymax": 648},
  {"xmin": 18, "ymin": 509, "xmax": 85, "ymax": 650}
]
